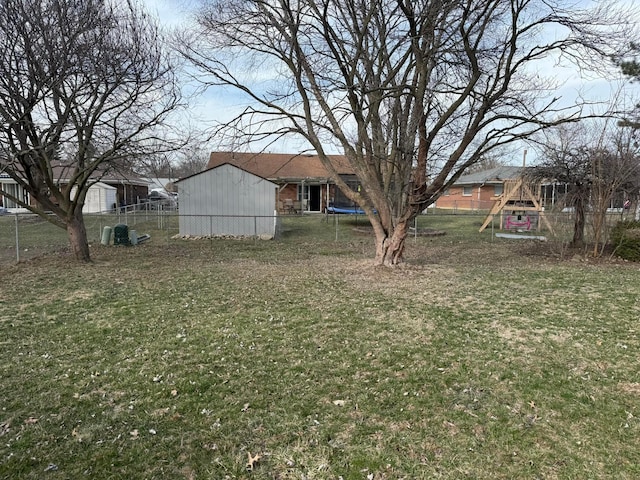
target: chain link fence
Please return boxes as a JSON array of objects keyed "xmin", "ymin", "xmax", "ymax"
[
  {"xmin": 0, "ymin": 209, "xmax": 178, "ymax": 264},
  {"xmin": 0, "ymin": 208, "xmax": 632, "ymax": 265}
]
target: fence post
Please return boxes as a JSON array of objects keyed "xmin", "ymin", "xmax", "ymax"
[
  {"xmin": 254, "ymin": 216, "xmax": 258, "ymax": 242},
  {"xmin": 14, "ymin": 213, "xmax": 20, "ymax": 263},
  {"xmin": 491, "ymin": 214, "xmax": 494, "ymax": 242},
  {"xmin": 166, "ymin": 212, "xmax": 170, "ymax": 246},
  {"xmin": 335, "ymin": 213, "xmax": 339, "ymax": 242}
]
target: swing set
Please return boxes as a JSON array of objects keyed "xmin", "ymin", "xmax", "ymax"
[{"xmin": 479, "ymin": 177, "xmax": 553, "ymax": 234}]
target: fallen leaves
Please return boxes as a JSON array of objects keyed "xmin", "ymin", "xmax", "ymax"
[
  {"xmin": 0, "ymin": 420, "xmax": 10, "ymax": 436},
  {"xmin": 246, "ymin": 452, "xmax": 262, "ymax": 471}
]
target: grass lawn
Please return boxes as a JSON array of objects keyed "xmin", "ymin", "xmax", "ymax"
[{"xmin": 1, "ymin": 215, "xmax": 639, "ymax": 479}]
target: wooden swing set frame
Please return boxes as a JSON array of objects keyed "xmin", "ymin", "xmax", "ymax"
[{"xmin": 479, "ymin": 177, "xmax": 553, "ymax": 233}]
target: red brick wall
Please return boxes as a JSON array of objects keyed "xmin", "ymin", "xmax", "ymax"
[
  {"xmin": 436, "ymin": 185, "xmax": 499, "ymax": 211},
  {"xmin": 276, "ymin": 183, "xmax": 337, "ymax": 213}
]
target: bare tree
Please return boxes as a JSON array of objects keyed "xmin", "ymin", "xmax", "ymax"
[
  {"xmin": 0, "ymin": 0, "xmax": 182, "ymax": 261},
  {"xmin": 172, "ymin": 148, "xmax": 210, "ymax": 178},
  {"xmin": 181, "ymin": 0, "xmax": 637, "ymax": 265},
  {"xmin": 137, "ymin": 143, "xmax": 210, "ymax": 186},
  {"xmin": 530, "ymin": 121, "xmax": 640, "ymax": 254},
  {"xmin": 137, "ymin": 153, "xmax": 175, "ymax": 180},
  {"xmin": 462, "ymin": 151, "xmax": 508, "ymax": 175},
  {"xmin": 529, "ymin": 124, "xmax": 592, "ymax": 247},
  {"xmin": 589, "ymin": 128, "xmax": 640, "ymax": 255}
]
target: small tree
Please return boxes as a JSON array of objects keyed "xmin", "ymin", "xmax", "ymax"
[
  {"xmin": 589, "ymin": 127, "xmax": 640, "ymax": 255},
  {"xmin": 0, "ymin": 0, "xmax": 181, "ymax": 261},
  {"xmin": 530, "ymin": 121, "xmax": 640, "ymax": 254},
  {"xmin": 529, "ymin": 124, "xmax": 592, "ymax": 247}
]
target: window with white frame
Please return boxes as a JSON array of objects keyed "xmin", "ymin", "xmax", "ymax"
[
  {"xmin": 494, "ymin": 184, "xmax": 503, "ymax": 196},
  {"xmin": 462, "ymin": 186, "xmax": 473, "ymax": 196}
]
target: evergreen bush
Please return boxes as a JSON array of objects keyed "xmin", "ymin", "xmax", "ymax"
[{"xmin": 611, "ymin": 220, "xmax": 640, "ymax": 261}]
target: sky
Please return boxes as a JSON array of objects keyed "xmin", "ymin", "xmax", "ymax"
[
  {"xmin": 141, "ymin": 0, "xmax": 640, "ymax": 164},
  {"xmin": 143, "ymin": 0, "xmax": 317, "ymax": 155}
]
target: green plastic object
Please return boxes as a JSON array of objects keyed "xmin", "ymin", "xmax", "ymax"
[
  {"xmin": 113, "ymin": 224, "xmax": 131, "ymax": 246},
  {"xmin": 100, "ymin": 226, "xmax": 112, "ymax": 245}
]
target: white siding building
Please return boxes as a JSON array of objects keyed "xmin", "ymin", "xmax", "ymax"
[
  {"xmin": 75, "ymin": 182, "xmax": 117, "ymax": 213},
  {"xmin": 176, "ymin": 163, "xmax": 278, "ymax": 238}
]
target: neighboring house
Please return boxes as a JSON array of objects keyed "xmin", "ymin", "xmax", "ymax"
[
  {"xmin": 436, "ymin": 166, "xmax": 524, "ymax": 211},
  {"xmin": 176, "ymin": 163, "xmax": 279, "ymax": 238},
  {"xmin": 0, "ymin": 165, "xmax": 149, "ymax": 213},
  {"xmin": 206, "ymin": 152, "xmax": 357, "ymax": 213}
]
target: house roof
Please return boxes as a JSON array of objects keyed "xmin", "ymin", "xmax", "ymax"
[
  {"xmin": 206, "ymin": 152, "xmax": 354, "ymax": 181},
  {"xmin": 1, "ymin": 164, "xmax": 149, "ymax": 186},
  {"xmin": 177, "ymin": 162, "xmax": 277, "ymax": 186},
  {"xmin": 50, "ymin": 164, "xmax": 150, "ymax": 186},
  {"xmin": 454, "ymin": 166, "xmax": 524, "ymax": 185}
]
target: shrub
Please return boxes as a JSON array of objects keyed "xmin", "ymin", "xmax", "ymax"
[{"xmin": 611, "ymin": 220, "xmax": 640, "ymax": 261}]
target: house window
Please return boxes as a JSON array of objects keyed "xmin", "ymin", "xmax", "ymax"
[
  {"xmin": 494, "ymin": 184, "xmax": 503, "ymax": 196},
  {"xmin": 1, "ymin": 183, "xmax": 28, "ymax": 208},
  {"xmin": 462, "ymin": 186, "xmax": 473, "ymax": 196}
]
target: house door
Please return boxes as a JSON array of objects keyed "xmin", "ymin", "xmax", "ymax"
[{"xmin": 309, "ymin": 185, "xmax": 321, "ymax": 211}]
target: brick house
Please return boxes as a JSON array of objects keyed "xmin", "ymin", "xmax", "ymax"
[
  {"xmin": 435, "ymin": 166, "xmax": 524, "ymax": 211},
  {"xmin": 207, "ymin": 152, "xmax": 357, "ymax": 213}
]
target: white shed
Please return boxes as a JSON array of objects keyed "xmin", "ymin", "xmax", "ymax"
[
  {"xmin": 176, "ymin": 163, "xmax": 279, "ymax": 238},
  {"xmin": 78, "ymin": 182, "xmax": 117, "ymax": 213}
]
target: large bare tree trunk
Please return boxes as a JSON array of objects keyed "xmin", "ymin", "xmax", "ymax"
[
  {"xmin": 67, "ymin": 211, "xmax": 91, "ymax": 262},
  {"xmin": 374, "ymin": 219, "xmax": 411, "ymax": 266}
]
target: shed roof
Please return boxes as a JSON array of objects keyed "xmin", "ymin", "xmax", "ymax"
[
  {"xmin": 206, "ymin": 152, "xmax": 353, "ymax": 181},
  {"xmin": 176, "ymin": 161, "xmax": 279, "ymax": 185}
]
